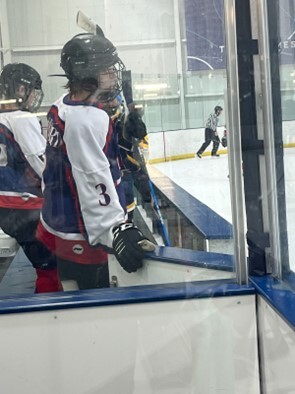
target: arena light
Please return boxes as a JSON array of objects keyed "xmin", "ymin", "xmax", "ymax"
[
  {"xmin": 0, "ymin": 99, "xmax": 20, "ymax": 104},
  {"xmin": 34, "ymin": 111, "xmax": 48, "ymax": 117},
  {"xmin": 143, "ymin": 93, "xmax": 158, "ymax": 98},
  {"xmin": 134, "ymin": 83, "xmax": 168, "ymax": 91}
]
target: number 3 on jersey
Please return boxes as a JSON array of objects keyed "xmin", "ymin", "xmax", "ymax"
[{"xmin": 95, "ymin": 183, "xmax": 111, "ymax": 206}]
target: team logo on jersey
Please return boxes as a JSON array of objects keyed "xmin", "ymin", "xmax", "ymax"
[
  {"xmin": 0, "ymin": 144, "xmax": 8, "ymax": 166},
  {"xmin": 72, "ymin": 244, "xmax": 84, "ymax": 255},
  {"xmin": 47, "ymin": 120, "xmax": 62, "ymax": 148}
]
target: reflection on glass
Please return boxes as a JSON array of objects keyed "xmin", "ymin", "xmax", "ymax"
[
  {"xmin": 279, "ymin": 0, "xmax": 295, "ymax": 272},
  {"xmin": 0, "ymin": 0, "xmax": 236, "ymax": 296}
]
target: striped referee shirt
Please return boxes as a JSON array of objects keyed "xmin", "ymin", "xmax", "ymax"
[{"xmin": 205, "ymin": 113, "xmax": 219, "ymax": 132}]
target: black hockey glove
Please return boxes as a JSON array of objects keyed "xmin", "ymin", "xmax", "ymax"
[
  {"xmin": 221, "ymin": 136, "xmax": 227, "ymax": 147},
  {"xmin": 124, "ymin": 112, "xmax": 147, "ymax": 141},
  {"xmin": 132, "ymin": 169, "xmax": 151, "ymax": 203},
  {"xmin": 112, "ymin": 223, "xmax": 152, "ymax": 273}
]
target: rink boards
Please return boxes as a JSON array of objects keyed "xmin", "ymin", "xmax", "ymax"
[{"xmin": 0, "ymin": 155, "xmax": 294, "ymax": 393}]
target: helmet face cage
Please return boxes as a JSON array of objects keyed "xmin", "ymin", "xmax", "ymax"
[
  {"xmin": 96, "ymin": 59, "xmax": 125, "ymax": 102},
  {"xmin": 61, "ymin": 34, "xmax": 125, "ymax": 102},
  {"xmin": 0, "ymin": 63, "xmax": 43, "ymax": 112},
  {"xmin": 25, "ymin": 88, "xmax": 44, "ymax": 112}
]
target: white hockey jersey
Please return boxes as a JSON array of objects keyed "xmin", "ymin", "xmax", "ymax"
[
  {"xmin": 36, "ymin": 94, "xmax": 126, "ymax": 264},
  {"xmin": 0, "ymin": 110, "xmax": 46, "ymax": 210}
]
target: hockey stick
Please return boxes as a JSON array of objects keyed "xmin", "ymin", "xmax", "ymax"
[
  {"xmin": 120, "ymin": 69, "xmax": 171, "ymax": 246},
  {"xmin": 121, "ymin": 69, "xmax": 133, "ymax": 107},
  {"xmin": 150, "ymin": 182, "xmax": 171, "ymax": 246},
  {"xmin": 76, "ymin": 10, "xmax": 105, "ymax": 36},
  {"xmin": 136, "ymin": 146, "xmax": 171, "ymax": 246},
  {"xmin": 120, "ymin": 69, "xmax": 171, "ymax": 245},
  {"xmin": 0, "ymin": 21, "xmax": 4, "ymax": 69}
]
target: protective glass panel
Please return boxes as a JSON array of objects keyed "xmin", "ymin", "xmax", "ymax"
[
  {"xmin": 278, "ymin": 0, "xmax": 295, "ymax": 273},
  {"xmin": 0, "ymin": 0, "xmax": 238, "ymax": 296}
]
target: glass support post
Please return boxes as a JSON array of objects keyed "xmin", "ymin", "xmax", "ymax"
[
  {"xmin": 256, "ymin": 0, "xmax": 289, "ymax": 278},
  {"xmin": 224, "ymin": 0, "xmax": 248, "ymax": 284}
]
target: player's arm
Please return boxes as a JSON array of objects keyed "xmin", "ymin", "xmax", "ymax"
[
  {"xmin": 64, "ymin": 107, "xmax": 125, "ymax": 249},
  {"xmin": 118, "ymin": 135, "xmax": 140, "ymax": 171},
  {"xmin": 12, "ymin": 115, "xmax": 46, "ymax": 177},
  {"xmin": 65, "ymin": 108, "xmax": 155, "ymax": 272}
]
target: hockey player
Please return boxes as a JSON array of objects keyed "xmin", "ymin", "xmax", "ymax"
[
  {"xmin": 36, "ymin": 33, "xmax": 153, "ymax": 289},
  {"xmin": 103, "ymin": 96, "xmax": 136, "ymax": 220},
  {"xmin": 113, "ymin": 98, "xmax": 151, "ymax": 219},
  {"xmin": 196, "ymin": 105, "xmax": 223, "ymax": 158},
  {"xmin": 102, "ymin": 94, "xmax": 151, "ymax": 222},
  {"xmin": 0, "ymin": 63, "xmax": 61, "ymax": 292}
]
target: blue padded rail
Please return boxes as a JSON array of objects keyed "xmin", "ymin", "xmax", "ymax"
[
  {"xmin": 149, "ymin": 166, "xmax": 233, "ymax": 240},
  {"xmin": 0, "ymin": 279, "xmax": 255, "ymax": 315},
  {"xmin": 250, "ymin": 275, "xmax": 295, "ymax": 330},
  {"xmin": 148, "ymin": 246, "xmax": 234, "ymax": 271}
]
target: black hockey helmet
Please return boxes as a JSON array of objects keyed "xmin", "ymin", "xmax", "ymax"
[
  {"xmin": 0, "ymin": 63, "xmax": 44, "ymax": 112},
  {"xmin": 60, "ymin": 33, "xmax": 125, "ymax": 101},
  {"xmin": 214, "ymin": 105, "xmax": 223, "ymax": 114}
]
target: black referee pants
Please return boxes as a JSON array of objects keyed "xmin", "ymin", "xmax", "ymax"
[{"xmin": 197, "ymin": 128, "xmax": 220, "ymax": 155}]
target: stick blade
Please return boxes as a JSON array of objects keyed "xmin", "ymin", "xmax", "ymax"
[
  {"xmin": 76, "ymin": 10, "xmax": 97, "ymax": 34},
  {"xmin": 138, "ymin": 240, "xmax": 156, "ymax": 252}
]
